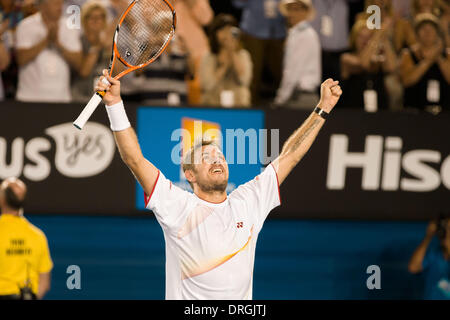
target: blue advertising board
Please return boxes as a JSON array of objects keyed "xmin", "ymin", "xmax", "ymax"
[{"xmin": 135, "ymin": 107, "xmax": 265, "ymax": 210}]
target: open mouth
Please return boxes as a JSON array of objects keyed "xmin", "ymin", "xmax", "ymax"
[{"xmin": 210, "ymin": 167, "xmax": 224, "ymax": 175}]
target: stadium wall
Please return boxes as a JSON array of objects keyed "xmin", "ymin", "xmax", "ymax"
[{"xmin": 1, "ymin": 102, "xmax": 448, "ymax": 220}]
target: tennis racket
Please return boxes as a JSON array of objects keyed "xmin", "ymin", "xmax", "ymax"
[{"xmin": 73, "ymin": 0, "xmax": 177, "ymax": 130}]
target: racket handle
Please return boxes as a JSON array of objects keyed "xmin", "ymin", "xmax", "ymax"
[
  {"xmin": 73, "ymin": 94, "xmax": 103, "ymax": 130},
  {"xmin": 73, "ymin": 78, "xmax": 111, "ymax": 130}
]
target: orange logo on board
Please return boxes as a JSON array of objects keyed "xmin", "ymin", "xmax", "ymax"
[{"xmin": 181, "ymin": 117, "xmax": 222, "ymax": 158}]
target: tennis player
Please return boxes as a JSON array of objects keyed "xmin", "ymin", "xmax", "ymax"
[{"xmin": 95, "ymin": 69, "xmax": 342, "ymax": 299}]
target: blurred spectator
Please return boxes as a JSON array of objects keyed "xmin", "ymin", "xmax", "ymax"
[
  {"xmin": 21, "ymin": 0, "xmax": 39, "ymax": 18},
  {"xmin": 107, "ymin": 0, "xmax": 132, "ymax": 21},
  {"xmin": 340, "ymin": 19, "xmax": 397, "ymax": 110},
  {"xmin": 0, "ymin": 30, "xmax": 10, "ymax": 101},
  {"xmin": 200, "ymin": 14, "xmax": 252, "ymax": 107},
  {"xmin": 356, "ymin": 0, "xmax": 415, "ymax": 53},
  {"xmin": 0, "ymin": 178, "xmax": 53, "ymax": 300},
  {"xmin": 232, "ymin": 0, "xmax": 286, "ymax": 105},
  {"xmin": 0, "ymin": 0, "xmax": 24, "ymax": 30},
  {"xmin": 121, "ymin": 36, "xmax": 192, "ymax": 106},
  {"xmin": 64, "ymin": 0, "xmax": 88, "ymax": 11},
  {"xmin": 400, "ymin": 13, "xmax": 450, "ymax": 112},
  {"xmin": 310, "ymin": 0, "xmax": 356, "ymax": 82},
  {"xmin": 356, "ymin": 0, "xmax": 413, "ymax": 111},
  {"xmin": 408, "ymin": 215, "xmax": 450, "ymax": 299},
  {"xmin": 15, "ymin": 0, "xmax": 82, "ymax": 103},
  {"xmin": 0, "ymin": 0, "xmax": 23, "ymax": 99},
  {"xmin": 412, "ymin": 0, "xmax": 441, "ymax": 16},
  {"xmin": 173, "ymin": 0, "xmax": 214, "ymax": 105},
  {"xmin": 71, "ymin": 0, "xmax": 111, "ymax": 103},
  {"xmin": 392, "ymin": 0, "xmax": 413, "ymax": 19},
  {"xmin": 441, "ymin": 0, "xmax": 450, "ymax": 47},
  {"xmin": 274, "ymin": 0, "xmax": 321, "ymax": 109}
]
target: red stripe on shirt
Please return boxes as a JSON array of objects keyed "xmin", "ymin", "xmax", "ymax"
[
  {"xmin": 144, "ymin": 170, "xmax": 161, "ymax": 208},
  {"xmin": 270, "ymin": 163, "xmax": 282, "ymax": 205}
]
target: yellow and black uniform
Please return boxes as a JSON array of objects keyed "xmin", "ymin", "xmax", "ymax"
[{"xmin": 0, "ymin": 214, "xmax": 53, "ymax": 296}]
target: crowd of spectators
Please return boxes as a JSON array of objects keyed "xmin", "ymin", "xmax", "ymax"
[{"xmin": 0, "ymin": 0, "xmax": 449, "ymax": 112}]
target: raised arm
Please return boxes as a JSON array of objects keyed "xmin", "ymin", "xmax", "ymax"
[
  {"xmin": 272, "ymin": 79, "xmax": 342, "ymax": 185},
  {"xmin": 95, "ymin": 70, "xmax": 159, "ymax": 196}
]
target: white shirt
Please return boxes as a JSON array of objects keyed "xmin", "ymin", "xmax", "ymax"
[
  {"xmin": 15, "ymin": 12, "xmax": 81, "ymax": 102},
  {"xmin": 275, "ymin": 21, "xmax": 322, "ymax": 105},
  {"xmin": 145, "ymin": 164, "xmax": 281, "ymax": 300}
]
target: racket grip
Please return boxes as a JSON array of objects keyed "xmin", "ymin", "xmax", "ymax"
[{"xmin": 73, "ymin": 93, "xmax": 103, "ymax": 130}]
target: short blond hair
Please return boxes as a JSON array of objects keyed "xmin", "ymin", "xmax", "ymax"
[{"xmin": 81, "ymin": 0, "xmax": 107, "ymax": 29}]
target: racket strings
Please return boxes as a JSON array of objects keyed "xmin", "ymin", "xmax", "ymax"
[{"xmin": 116, "ymin": 0, "xmax": 174, "ymax": 68}]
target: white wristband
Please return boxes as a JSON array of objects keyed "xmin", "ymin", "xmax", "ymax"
[{"xmin": 105, "ymin": 101, "xmax": 131, "ymax": 131}]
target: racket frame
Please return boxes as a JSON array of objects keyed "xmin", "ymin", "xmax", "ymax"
[
  {"xmin": 108, "ymin": 0, "xmax": 177, "ymax": 80},
  {"xmin": 73, "ymin": 0, "xmax": 177, "ymax": 130}
]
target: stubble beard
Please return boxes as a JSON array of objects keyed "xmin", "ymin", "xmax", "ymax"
[{"xmin": 197, "ymin": 178, "xmax": 228, "ymax": 194}]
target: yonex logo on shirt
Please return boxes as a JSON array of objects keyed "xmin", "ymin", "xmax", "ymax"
[{"xmin": 237, "ymin": 222, "xmax": 244, "ymax": 228}]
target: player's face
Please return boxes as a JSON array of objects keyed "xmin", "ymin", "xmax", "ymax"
[{"xmin": 192, "ymin": 145, "xmax": 229, "ymax": 193}]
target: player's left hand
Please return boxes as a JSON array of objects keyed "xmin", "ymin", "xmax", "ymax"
[{"xmin": 318, "ymin": 78, "xmax": 342, "ymax": 113}]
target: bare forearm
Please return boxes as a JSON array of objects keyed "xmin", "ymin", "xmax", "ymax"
[
  {"xmin": 382, "ymin": 42, "xmax": 397, "ymax": 73},
  {"xmin": 402, "ymin": 59, "xmax": 433, "ymax": 87},
  {"xmin": 113, "ymin": 127, "xmax": 145, "ymax": 167},
  {"xmin": 408, "ymin": 235, "xmax": 433, "ymax": 273},
  {"xmin": 360, "ymin": 37, "xmax": 382, "ymax": 70},
  {"xmin": 0, "ymin": 43, "xmax": 10, "ymax": 71},
  {"xmin": 272, "ymin": 79, "xmax": 341, "ymax": 185},
  {"xmin": 57, "ymin": 45, "xmax": 82, "ymax": 69},
  {"xmin": 37, "ymin": 273, "xmax": 51, "ymax": 299},
  {"xmin": 205, "ymin": 64, "xmax": 229, "ymax": 90},
  {"xmin": 437, "ymin": 56, "xmax": 450, "ymax": 84},
  {"xmin": 79, "ymin": 50, "xmax": 100, "ymax": 78},
  {"xmin": 280, "ymin": 112, "xmax": 325, "ymax": 163},
  {"xmin": 273, "ymin": 111, "xmax": 325, "ymax": 184},
  {"xmin": 16, "ymin": 37, "xmax": 49, "ymax": 66},
  {"xmin": 231, "ymin": 52, "xmax": 246, "ymax": 83},
  {"xmin": 37, "ymin": 285, "xmax": 49, "ymax": 299}
]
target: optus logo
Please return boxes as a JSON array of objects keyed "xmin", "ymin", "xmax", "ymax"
[{"xmin": 0, "ymin": 122, "xmax": 115, "ymax": 181}]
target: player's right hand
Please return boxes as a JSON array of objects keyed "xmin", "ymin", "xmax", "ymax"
[{"xmin": 96, "ymin": 69, "xmax": 122, "ymax": 106}]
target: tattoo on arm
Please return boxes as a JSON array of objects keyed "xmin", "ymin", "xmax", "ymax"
[{"xmin": 290, "ymin": 119, "xmax": 322, "ymax": 153}]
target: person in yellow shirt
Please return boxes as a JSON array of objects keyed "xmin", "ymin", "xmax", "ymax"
[{"xmin": 0, "ymin": 177, "xmax": 53, "ymax": 300}]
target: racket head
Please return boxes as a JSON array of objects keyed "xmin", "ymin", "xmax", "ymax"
[{"xmin": 108, "ymin": 0, "xmax": 177, "ymax": 80}]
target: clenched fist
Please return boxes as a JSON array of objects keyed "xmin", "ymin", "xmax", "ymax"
[{"xmin": 318, "ymin": 79, "xmax": 342, "ymax": 113}]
